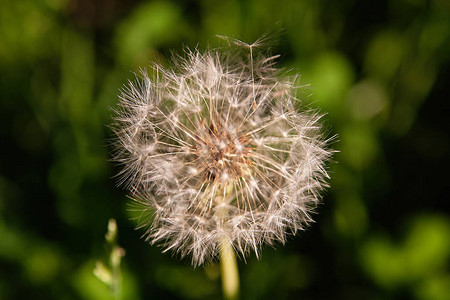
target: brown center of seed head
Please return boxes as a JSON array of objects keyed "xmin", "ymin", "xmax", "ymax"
[{"xmin": 193, "ymin": 119, "xmax": 252, "ymax": 183}]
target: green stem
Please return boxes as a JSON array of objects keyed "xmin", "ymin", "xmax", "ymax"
[
  {"xmin": 111, "ymin": 254, "xmax": 122, "ymax": 300},
  {"xmin": 219, "ymin": 238, "xmax": 240, "ymax": 300}
]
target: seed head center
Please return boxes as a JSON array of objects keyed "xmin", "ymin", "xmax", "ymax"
[{"xmin": 194, "ymin": 120, "xmax": 252, "ymax": 183}]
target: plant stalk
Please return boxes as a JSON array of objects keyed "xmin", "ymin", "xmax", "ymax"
[
  {"xmin": 219, "ymin": 238, "xmax": 240, "ymax": 300},
  {"xmin": 216, "ymin": 184, "xmax": 240, "ymax": 300}
]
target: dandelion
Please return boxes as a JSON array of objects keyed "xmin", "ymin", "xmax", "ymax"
[{"xmin": 111, "ymin": 38, "xmax": 332, "ymax": 286}]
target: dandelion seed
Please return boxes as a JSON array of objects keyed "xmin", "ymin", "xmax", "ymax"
[{"xmin": 111, "ymin": 39, "xmax": 333, "ymax": 267}]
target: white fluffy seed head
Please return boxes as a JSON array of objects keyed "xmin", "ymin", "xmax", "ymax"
[{"xmin": 111, "ymin": 40, "xmax": 333, "ymax": 266}]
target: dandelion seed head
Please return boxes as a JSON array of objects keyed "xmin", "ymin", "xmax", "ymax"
[{"xmin": 111, "ymin": 39, "xmax": 333, "ymax": 266}]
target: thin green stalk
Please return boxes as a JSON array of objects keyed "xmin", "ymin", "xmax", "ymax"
[
  {"xmin": 110, "ymin": 246, "xmax": 123, "ymax": 300},
  {"xmin": 219, "ymin": 238, "xmax": 240, "ymax": 300},
  {"xmin": 216, "ymin": 184, "xmax": 240, "ymax": 300},
  {"xmin": 94, "ymin": 219, "xmax": 125, "ymax": 300}
]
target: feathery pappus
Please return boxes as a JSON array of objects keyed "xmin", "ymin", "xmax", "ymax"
[{"xmin": 111, "ymin": 38, "xmax": 333, "ymax": 266}]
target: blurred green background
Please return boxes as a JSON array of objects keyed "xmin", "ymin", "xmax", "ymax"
[{"xmin": 0, "ymin": 0, "xmax": 449, "ymax": 299}]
